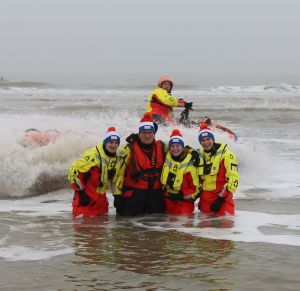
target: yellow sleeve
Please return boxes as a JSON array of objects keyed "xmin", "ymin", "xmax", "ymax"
[
  {"xmin": 151, "ymin": 88, "xmax": 184, "ymax": 107},
  {"xmin": 187, "ymin": 164, "xmax": 201, "ymax": 200},
  {"xmin": 223, "ymin": 150, "xmax": 240, "ymax": 193},
  {"xmin": 67, "ymin": 148, "xmax": 99, "ymax": 183},
  {"xmin": 112, "ymin": 145, "xmax": 131, "ymax": 195},
  {"xmin": 160, "ymin": 140, "xmax": 168, "ymax": 154}
]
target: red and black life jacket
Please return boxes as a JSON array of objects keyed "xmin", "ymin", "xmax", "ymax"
[{"xmin": 124, "ymin": 140, "xmax": 165, "ymax": 190}]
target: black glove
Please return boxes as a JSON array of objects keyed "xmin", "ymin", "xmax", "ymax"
[
  {"xmin": 126, "ymin": 133, "xmax": 139, "ymax": 143},
  {"xmin": 184, "ymin": 102, "xmax": 193, "ymax": 110},
  {"xmin": 191, "ymin": 150, "xmax": 200, "ymax": 166},
  {"xmin": 167, "ymin": 192, "xmax": 184, "ymax": 201},
  {"xmin": 113, "ymin": 195, "xmax": 122, "ymax": 208},
  {"xmin": 153, "ymin": 122, "xmax": 158, "ymax": 133},
  {"xmin": 193, "ymin": 192, "xmax": 201, "ymax": 202},
  {"xmin": 210, "ymin": 196, "xmax": 225, "ymax": 212},
  {"xmin": 78, "ymin": 190, "xmax": 91, "ymax": 206}
]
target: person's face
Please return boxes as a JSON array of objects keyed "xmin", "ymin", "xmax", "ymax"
[
  {"xmin": 138, "ymin": 131, "xmax": 155, "ymax": 145},
  {"xmin": 200, "ymin": 137, "xmax": 214, "ymax": 151},
  {"xmin": 105, "ymin": 140, "xmax": 119, "ymax": 153},
  {"xmin": 170, "ymin": 143, "xmax": 183, "ymax": 156},
  {"xmin": 161, "ymin": 81, "xmax": 172, "ymax": 92}
]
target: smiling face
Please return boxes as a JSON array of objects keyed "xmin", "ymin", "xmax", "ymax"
[
  {"xmin": 105, "ymin": 140, "xmax": 119, "ymax": 153},
  {"xmin": 200, "ymin": 136, "xmax": 214, "ymax": 151},
  {"xmin": 161, "ymin": 81, "xmax": 172, "ymax": 92},
  {"xmin": 169, "ymin": 143, "xmax": 183, "ymax": 156},
  {"xmin": 138, "ymin": 130, "xmax": 155, "ymax": 145}
]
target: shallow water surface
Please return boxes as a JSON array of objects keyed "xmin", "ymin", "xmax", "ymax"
[{"xmin": 1, "ymin": 84, "xmax": 300, "ymax": 290}]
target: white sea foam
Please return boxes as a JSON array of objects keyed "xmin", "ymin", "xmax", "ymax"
[
  {"xmin": 0, "ymin": 191, "xmax": 71, "ymax": 215},
  {"xmin": 0, "ymin": 245, "xmax": 73, "ymax": 261},
  {"xmin": 131, "ymin": 211, "xmax": 300, "ymax": 247},
  {"xmin": 0, "ymin": 104, "xmax": 299, "ymax": 200},
  {"xmin": 1, "ymin": 83, "xmax": 299, "ymax": 95},
  {"xmin": 0, "ymin": 192, "xmax": 299, "ymax": 249},
  {"xmin": 1, "ymin": 85, "xmax": 300, "ymax": 113},
  {"xmin": 0, "ymin": 84, "xmax": 299, "ymax": 255}
]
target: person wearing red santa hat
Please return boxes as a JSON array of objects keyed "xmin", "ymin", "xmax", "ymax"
[
  {"xmin": 146, "ymin": 75, "xmax": 193, "ymax": 124},
  {"xmin": 196, "ymin": 124, "xmax": 240, "ymax": 216},
  {"xmin": 160, "ymin": 129, "xmax": 200, "ymax": 215},
  {"xmin": 68, "ymin": 127, "xmax": 121, "ymax": 218},
  {"xmin": 113, "ymin": 112, "xmax": 167, "ymax": 216}
]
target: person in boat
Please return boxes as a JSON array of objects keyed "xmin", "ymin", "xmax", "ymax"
[
  {"xmin": 21, "ymin": 128, "xmax": 60, "ymax": 147},
  {"xmin": 68, "ymin": 127, "xmax": 121, "ymax": 218},
  {"xmin": 146, "ymin": 75, "xmax": 193, "ymax": 124},
  {"xmin": 161, "ymin": 129, "xmax": 200, "ymax": 215},
  {"xmin": 195, "ymin": 124, "xmax": 240, "ymax": 216},
  {"xmin": 113, "ymin": 112, "xmax": 167, "ymax": 216}
]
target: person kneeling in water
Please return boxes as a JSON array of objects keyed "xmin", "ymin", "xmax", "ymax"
[
  {"xmin": 195, "ymin": 124, "xmax": 240, "ymax": 216},
  {"xmin": 161, "ymin": 129, "xmax": 200, "ymax": 215},
  {"xmin": 68, "ymin": 127, "xmax": 121, "ymax": 218}
]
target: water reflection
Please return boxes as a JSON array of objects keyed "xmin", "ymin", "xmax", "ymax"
[
  {"xmin": 71, "ymin": 214, "xmax": 238, "ymax": 288},
  {"xmin": 196, "ymin": 213, "xmax": 235, "ymax": 228}
]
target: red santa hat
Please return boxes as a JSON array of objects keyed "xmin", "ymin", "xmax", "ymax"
[
  {"xmin": 168, "ymin": 129, "xmax": 185, "ymax": 148},
  {"xmin": 139, "ymin": 112, "xmax": 155, "ymax": 133},
  {"xmin": 103, "ymin": 127, "xmax": 120, "ymax": 145},
  {"xmin": 198, "ymin": 124, "xmax": 215, "ymax": 142}
]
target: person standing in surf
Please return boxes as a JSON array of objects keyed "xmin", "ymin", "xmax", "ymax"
[
  {"xmin": 195, "ymin": 124, "xmax": 240, "ymax": 216},
  {"xmin": 146, "ymin": 75, "xmax": 193, "ymax": 124},
  {"xmin": 68, "ymin": 127, "xmax": 121, "ymax": 218},
  {"xmin": 113, "ymin": 112, "xmax": 167, "ymax": 216},
  {"xmin": 160, "ymin": 129, "xmax": 200, "ymax": 215}
]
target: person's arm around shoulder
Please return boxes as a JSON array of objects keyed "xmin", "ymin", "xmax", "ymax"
[
  {"xmin": 112, "ymin": 144, "xmax": 130, "ymax": 195},
  {"xmin": 185, "ymin": 145, "xmax": 200, "ymax": 166},
  {"xmin": 181, "ymin": 162, "xmax": 200, "ymax": 201},
  {"xmin": 158, "ymin": 139, "xmax": 168, "ymax": 155}
]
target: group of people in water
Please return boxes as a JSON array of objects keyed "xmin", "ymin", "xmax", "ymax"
[{"xmin": 68, "ymin": 76, "xmax": 240, "ymax": 218}]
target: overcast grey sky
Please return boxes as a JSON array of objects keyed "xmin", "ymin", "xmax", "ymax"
[{"xmin": 1, "ymin": 0, "xmax": 299, "ymax": 85}]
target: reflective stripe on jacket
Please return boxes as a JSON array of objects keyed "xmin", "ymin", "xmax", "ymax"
[
  {"xmin": 113, "ymin": 139, "xmax": 165, "ymax": 193},
  {"xmin": 197, "ymin": 143, "xmax": 239, "ymax": 193},
  {"xmin": 146, "ymin": 88, "xmax": 184, "ymax": 118},
  {"xmin": 68, "ymin": 142, "xmax": 118, "ymax": 194},
  {"xmin": 161, "ymin": 151, "xmax": 199, "ymax": 200}
]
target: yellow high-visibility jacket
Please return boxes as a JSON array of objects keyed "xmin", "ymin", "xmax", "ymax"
[
  {"xmin": 197, "ymin": 143, "xmax": 239, "ymax": 194},
  {"xmin": 68, "ymin": 142, "xmax": 120, "ymax": 194},
  {"xmin": 146, "ymin": 87, "xmax": 184, "ymax": 118},
  {"xmin": 161, "ymin": 151, "xmax": 200, "ymax": 200}
]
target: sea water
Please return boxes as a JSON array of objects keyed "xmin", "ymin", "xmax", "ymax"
[{"xmin": 0, "ymin": 83, "xmax": 299, "ymax": 290}]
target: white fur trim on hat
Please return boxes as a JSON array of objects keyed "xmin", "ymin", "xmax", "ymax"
[
  {"xmin": 103, "ymin": 128, "xmax": 120, "ymax": 144},
  {"xmin": 139, "ymin": 121, "xmax": 155, "ymax": 132},
  {"xmin": 198, "ymin": 129, "xmax": 215, "ymax": 141}
]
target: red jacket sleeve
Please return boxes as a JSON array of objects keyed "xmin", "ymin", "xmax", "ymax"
[{"xmin": 181, "ymin": 172, "xmax": 197, "ymax": 199}]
